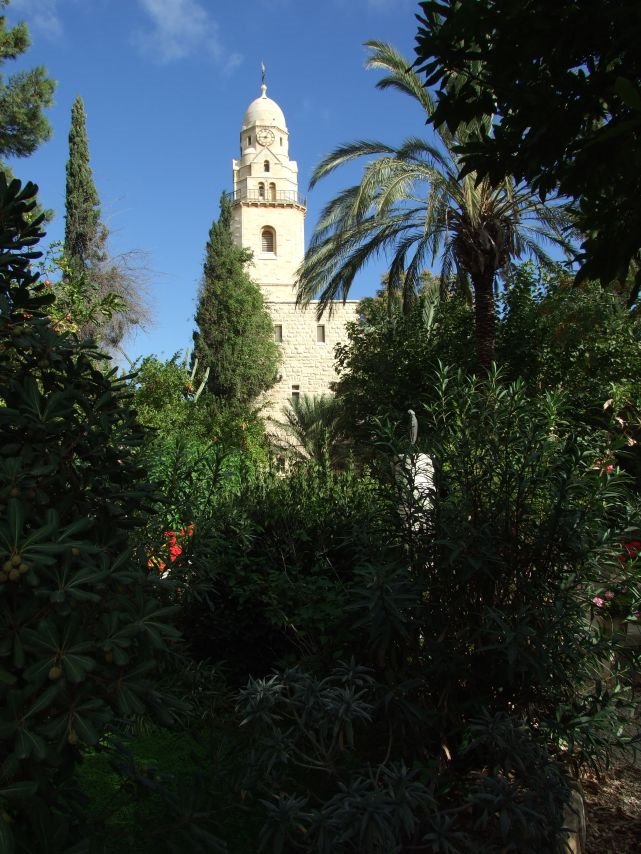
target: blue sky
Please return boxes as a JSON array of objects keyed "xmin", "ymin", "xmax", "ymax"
[{"xmin": 5, "ymin": 0, "xmax": 426, "ymax": 361}]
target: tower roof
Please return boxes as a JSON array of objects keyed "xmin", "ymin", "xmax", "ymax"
[{"xmin": 242, "ymin": 83, "xmax": 287, "ymax": 131}]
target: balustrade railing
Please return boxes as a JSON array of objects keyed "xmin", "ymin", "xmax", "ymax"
[{"xmin": 226, "ymin": 188, "xmax": 307, "ymax": 206}]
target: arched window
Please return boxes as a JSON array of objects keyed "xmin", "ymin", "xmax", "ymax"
[
  {"xmin": 258, "ymin": 182, "xmax": 265, "ymax": 199},
  {"xmin": 261, "ymin": 227, "xmax": 275, "ymax": 253},
  {"xmin": 269, "ymin": 182, "xmax": 276, "ymax": 201},
  {"xmin": 264, "ymin": 160, "xmax": 270, "ymax": 173}
]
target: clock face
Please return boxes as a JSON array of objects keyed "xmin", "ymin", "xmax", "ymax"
[{"xmin": 256, "ymin": 128, "xmax": 275, "ymax": 147}]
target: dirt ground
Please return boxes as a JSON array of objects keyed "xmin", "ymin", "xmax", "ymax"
[{"xmin": 583, "ymin": 761, "xmax": 641, "ymax": 853}]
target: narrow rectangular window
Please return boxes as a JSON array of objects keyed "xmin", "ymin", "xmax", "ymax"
[
  {"xmin": 291, "ymin": 384, "xmax": 300, "ymax": 400},
  {"xmin": 274, "ymin": 324, "xmax": 283, "ymax": 343},
  {"xmin": 316, "ymin": 324, "xmax": 326, "ymax": 343}
]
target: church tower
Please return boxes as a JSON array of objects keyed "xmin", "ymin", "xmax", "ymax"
[
  {"xmin": 230, "ymin": 81, "xmax": 306, "ymax": 301},
  {"xmin": 229, "ymin": 79, "xmax": 358, "ymax": 418}
]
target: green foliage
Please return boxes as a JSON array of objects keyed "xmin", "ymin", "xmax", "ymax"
[
  {"xmin": 133, "ymin": 353, "xmax": 205, "ymax": 435},
  {"xmin": 177, "ymin": 461, "xmax": 387, "ymax": 679},
  {"xmin": 414, "ymin": 0, "xmax": 641, "ymax": 298},
  {"xmin": 192, "ymin": 193, "xmax": 280, "ymax": 403},
  {"xmin": 0, "ymin": 174, "xmax": 182, "ymax": 851},
  {"xmin": 64, "ymin": 97, "xmax": 102, "ymax": 275},
  {"xmin": 62, "ymin": 98, "xmax": 148, "ymax": 349},
  {"xmin": 240, "ymin": 669, "xmax": 571, "ymax": 853},
  {"xmin": 297, "ymin": 41, "xmax": 569, "ymax": 369},
  {"xmin": 497, "ymin": 263, "xmax": 641, "ymax": 428},
  {"xmin": 132, "ymin": 353, "xmax": 269, "ymax": 536},
  {"xmin": 234, "ymin": 368, "xmax": 640, "ymax": 852},
  {"xmin": 335, "ymin": 262, "xmax": 641, "ymax": 455},
  {"xmin": 334, "ymin": 291, "xmax": 474, "ymax": 442},
  {"xmin": 77, "ymin": 730, "xmax": 231, "ymax": 853},
  {"xmin": 271, "ymin": 393, "xmax": 350, "ymax": 468},
  {"xmin": 36, "ymin": 242, "xmax": 127, "ymax": 340},
  {"xmin": 0, "ymin": 1, "xmax": 55, "ymax": 161}
]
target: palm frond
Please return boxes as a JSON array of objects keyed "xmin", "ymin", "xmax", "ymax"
[
  {"xmin": 364, "ymin": 40, "xmax": 436, "ymax": 117},
  {"xmin": 297, "ymin": 40, "xmax": 576, "ymax": 362},
  {"xmin": 309, "ymin": 140, "xmax": 396, "ymax": 189}
]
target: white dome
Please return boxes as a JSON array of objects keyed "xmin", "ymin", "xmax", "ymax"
[{"xmin": 242, "ymin": 85, "xmax": 287, "ymax": 131}]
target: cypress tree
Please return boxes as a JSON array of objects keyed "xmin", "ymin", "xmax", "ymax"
[
  {"xmin": 64, "ymin": 96, "xmax": 105, "ymax": 276},
  {"xmin": 192, "ymin": 193, "xmax": 280, "ymax": 404},
  {"xmin": 61, "ymin": 96, "xmax": 148, "ymax": 349}
]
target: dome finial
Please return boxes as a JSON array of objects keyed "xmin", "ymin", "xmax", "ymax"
[{"xmin": 260, "ymin": 61, "xmax": 267, "ymax": 97}]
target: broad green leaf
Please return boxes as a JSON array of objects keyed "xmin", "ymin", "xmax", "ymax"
[
  {"xmin": 57, "ymin": 517, "xmax": 94, "ymax": 541},
  {"xmin": 23, "ymin": 682, "xmax": 64, "ymax": 719},
  {"xmin": 20, "ymin": 511, "xmax": 59, "ymax": 548},
  {"xmin": 62, "ymin": 654, "xmax": 95, "ymax": 683},
  {"xmin": 6, "ymin": 499, "xmax": 24, "ymax": 546},
  {"xmin": 15, "ymin": 728, "xmax": 48, "ymax": 760},
  {"xmin": 72, "ymin": 714, "xmax": 98, "ymax": 745}
]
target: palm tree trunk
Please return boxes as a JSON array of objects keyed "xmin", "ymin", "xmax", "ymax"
[{"xmin": 472, "ymin": 269, "xmax": 497, "ymax": 372}]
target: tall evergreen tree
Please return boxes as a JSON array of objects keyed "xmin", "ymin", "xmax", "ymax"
[
  {"xmin": 0, "ymin": 0, "xmax": 55, "ymax": 162},
  {"xmin": 192, "ymin": 193, "xmax": 280, "ymax": 403},
  {"xmin": 64, "ymin": 95, "xmax": 105, "ymax": 275},
  {"xmin": 61, "ymin": 96, "xmax": 148, "ymax": 348}
]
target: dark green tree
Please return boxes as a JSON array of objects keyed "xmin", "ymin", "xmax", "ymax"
[
  {"xmin": 62, "ymin": 96, "xmax": 149, "ymax": 348},
  {"xmin": 0, "ymin": 173, "xmax": 182, "ymax": 850},
  {"xmin": 334, "ymin": 289, "xmax": 474, "ymax": 443},
  {"xmin": 414, "ymin": 0, "xmax": 641, "ymax": 301},
  {"xmin": 0, "ymin": 0, "xmax": 54, "ymax": 162},
  {"xmin": 64, "ymin": 95, "xmax": 103, "ymax": 275},
  {"xmin": 192, "ymin": 192, "xmax": 280, "ymax": 403}
]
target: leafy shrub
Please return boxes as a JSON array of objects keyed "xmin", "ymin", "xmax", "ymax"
[
  {"xmin": 0, "ymin": 176, "xmax": 183, "ymax": 851},
  {"xmin": 334, "ymin": 291, "xmax": 474, "ymax": 445},
  {"xmin": 498, "ymin": 263, "xmax": 641, "ymax": 428},
  {"xmin": 238, "ymin": 667, "xmax": 570, "ymax": 853},
  {"xmin": 132, "ymin": 354, "xmax": 269, "ymax": 535},
  {"xmin": 234, "ymin": 367, "xmax": 640, "ymax": 852},
  {"xmin": 175, "ymin": 461, "xmax": 390, "ymax": 680}
]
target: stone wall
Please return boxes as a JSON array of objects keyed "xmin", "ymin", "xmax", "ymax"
[
  {"xmin": 260, "ymin": 299, "xmax": 359, "ymax": 420},
  {"xmin": 231, "ymin": 201, "xmax": 306, "ymax": 290}
]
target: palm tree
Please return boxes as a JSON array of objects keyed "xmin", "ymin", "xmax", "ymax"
[
  {"xmin": 271, "ymin": 393, "xmax": 349, "ymax": 468},
  {"xmin": 296, "ymin": 41, "xmax": 571, "ymax": 371}
]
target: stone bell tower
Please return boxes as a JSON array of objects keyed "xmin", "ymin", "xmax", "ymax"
[
  {"xmin": 228, "ymin": 74, "xmax": 358, "ymax": 418},
  {"xmin": 230, "ymin": 80, "xmax": 307, "ymax": 302}
]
